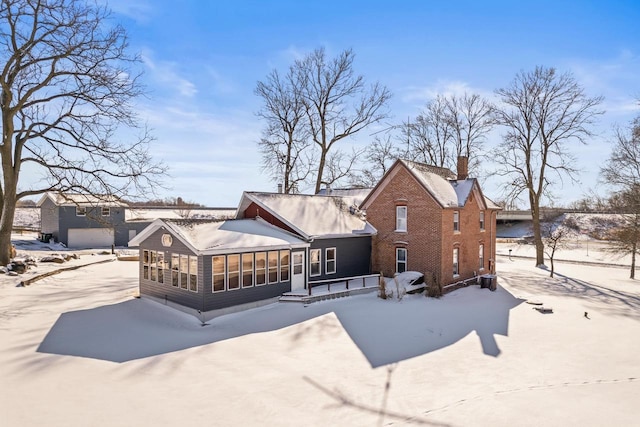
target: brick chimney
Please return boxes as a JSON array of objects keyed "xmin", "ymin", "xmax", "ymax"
[{"xmin": 457, "ymin": 156, "xmax": 468, "ymax": 180}]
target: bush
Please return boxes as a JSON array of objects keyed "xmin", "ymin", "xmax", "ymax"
[
  {"xmin": 424, "ymin": 271, "xmax": 442, "ymax": 298},
  {"xmin": 378, "ymin": 274, "xmax": 387, "ymax": 299}
]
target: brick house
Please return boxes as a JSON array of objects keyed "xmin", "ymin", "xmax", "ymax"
[{"xmin": 360, "ymin": 157, "xmax": 501, "ymax": 290}]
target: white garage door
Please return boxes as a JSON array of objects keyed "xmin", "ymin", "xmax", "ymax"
[{"xmin": 68, "ymin": 228, "xmax": 115, "ymax": 248}]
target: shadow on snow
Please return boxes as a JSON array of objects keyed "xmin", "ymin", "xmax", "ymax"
[{"xmin": 37, "ymin": 286, "xmax": 524, "ymax": 366}]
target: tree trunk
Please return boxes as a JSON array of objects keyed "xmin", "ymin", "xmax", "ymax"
[
  {"xmin": 315, "ymin": 149, "xmax": 327, "ymax": 194},
  {"xmin": 0, "ymin": 191, "xmax": 17, "ymax": 266},
  {"xmin": 631, "ymin": 241, "xmax": 636, "ymax": 280},
  {"xmin": 530, "ymin": 198, "xmax": 545, "ymax": 266}
]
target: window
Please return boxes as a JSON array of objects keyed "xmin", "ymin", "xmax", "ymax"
[
  {"xmin": 310, "ymin": 249, "xmax": 321, "ymax": 276},
  {"xmin": 280, "ymin": 250, "xmax": 290, "ymax": 282},
  {"xmin": 179, "ymin": 255, "xmax": 188, "ymax": 289},
  {"xmin": 480, "ymin": 211, "xmax": 485, "ymax": 231},
  {"xmin": 157, "ymin": 252, "xmax": 164, "ymax": 284},
  {"xmin": 325, "ymin": 248, "xmax": 336, "ymax": 274},
  {"xmin": 396, "ymin": 248, "xmax": 407, "ymax": 273},
  {"xmin": 396, "ymin": 206, "xmax": 407, "ymax": 232},
  {"xmin": 255, "ymin": 252, "xmax": 266, "ymax": 286},
  {"xmin": 212, "ymin": 256, "xmax": 226, "ymax": 292},
  {"xmin": 171, "ymin": 254, "xmax": 179, "ymax": 287},
  {"xmin": 189, "ymin": 256, "xmax": 198, "ymax": 292},
  {"xmin": 453, "ymin": 211, "xmax": 460, "ymax": 232},
  {"xmin": 479, "ymin": 244, "xmax": 485, "ymax": 270},
  {"xmin": 227, "ymin": 254, "xmax": 240, "ymax": 290},
  {"xmin": 453, "ymin": 247, "xmax": 459, "ymax": 276},
  {"xmin": 101, "ymin": 207, "xmax": 110, "ymax": 216},
  {"xmin": 242, "ymin": 253, "xmax": 254, "ymax": 288},
  {"xmin": 268, "ymin": 251, "xmax": 279, "ymax": 284},
  {"xmin": 293, "ymin": 252, "xmax": 303, "ymax": 275},
  {"xmin": 143, "ymin": 250, "xmax": 149, "ymax": 280},
  {"xmin": 76, "ymin": 206, "xmax": 86, "ymax": 217},
  {"xmin": 150, "ymin": 250, "xmax": 157, "ymax": 281}
]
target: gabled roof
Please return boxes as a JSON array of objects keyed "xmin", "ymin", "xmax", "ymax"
[
  {"xmin": 125, "ymin": 208, "xmax": 236, "ymax": 223},
  {"xmin": 128, "ymin": 217, "xmax": 308, "ymax": 255},
  {"xmin": 361, "ymin": 159, "xmax": 501, "ymax": 210},
  {"xmin": 236, "ymin": 192, "xmax": 376, "ymax": 239},
  {"xmin": 316, "ymin": 187, "xmax": 372, "ymax": 207},
  {"xmin": 37, "ymin": 192, "xmax": 127, "ymax": 208}
]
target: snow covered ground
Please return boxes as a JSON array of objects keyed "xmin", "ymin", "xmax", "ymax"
[{"xmin": 1, "ymin": 241, "xmax": 639, "ymax": 426}]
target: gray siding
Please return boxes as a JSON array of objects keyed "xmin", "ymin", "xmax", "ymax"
[
  {"xmin": 58, "ymin": 205, "xmax": 126, "ymax": 246},
  {"xmin": 138, "ymin": 228, "xmax": 203, "ymax": 310},
  {"xmin": 309, "ymin": 235, "xmax": 372, "ymax": 283},
  {"xmin": 118, "ymin": 222, "xmax": 152, "ymax": 247},
  {"xmin": 39, "ymin": 198, "xmax": 59, "ymax": 237},
  {"xmin": 138, "ymin": 227, "xmax": 292, "ymax": 312}
]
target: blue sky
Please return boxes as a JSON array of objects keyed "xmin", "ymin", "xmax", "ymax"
[{"xmin": 102, "ymin": 0, "xmax": 640, "ymax": 207}]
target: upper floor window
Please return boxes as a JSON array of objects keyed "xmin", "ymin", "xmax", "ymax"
[
  {"xmin": 101, "ymin": 207, "xmax": 110, "ymax": 216},
  {"xmin": 396, "ymin": 206, "xmax": 407, "ymax": 232},
  {"xmin": 480, "ymin": 211, "xmax": 485, "ymax": 231},
  {"xmin": 453, "ymin": 211, "xmax": 460, "ymax": 232},
  {"xmin": 76, "ymin": 207, "xmax": 86, "ymax": 216}
]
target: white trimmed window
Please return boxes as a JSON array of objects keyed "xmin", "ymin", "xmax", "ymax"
[
  {"xmin": 480, "ymin": 211, "xmax": 485, "ymax": 231},
  {"xmin": 150, "ymin": 250, "xmax": 157, "ymax": 281},
  {"xmin": 189, "ymin": 256, "xmax": 198, "ymax": 292},
  {"xmin": 171, "ymin": 254, "xmax": 179, "ymax": 287},
  {"xmin": 255, "ymin": 252, "xmax": 266, "ymax": 286},
  {"xmin": 325, "ymin": 248, "xmax": 336, "ymax": 274},
  {"xmin": 310, "ymin": 249, "xmax": 321, "ymax": 276},
  {"xmin": 143, "ymin": 250, "xmax": 149, "ymax": 280},
  {"xmin": 479, "ymin": 244, "xmax": 485, "ymax": 270},
  {"xmin": 227, "ymin": 254, "xmax": 240, "ymax": 290},
  {"xmin": 179, "ymin": 254, "xmax": 188, "ymax": 290},
  {"xmin": 212, "ymin": 255, "xmax": 226, "ymax": 292},
  {"xmin": 101, "ymin": 207, "xmax": 110, "ymax": 216},
  {"xmin": 76, "ymin": 206, "xmax": 86, "ymax": 216},
  {"xmin": 396, "ymin": 206, "xmax": 407, "ymax": 232},
  {"xmin": 453, "ymin": 247, "xmax": 460, "ymax": 277},
  {"xmin": 280, "ymin": 250, "xmax": 290, "ymax": 282},
  {"xmin": 396, "ymin": 248, "xmax": 407, "ymax": 273},
  {"xmin": 268, "ymin": 251, "xmax": 279, "ymax": 284},
  {"xmin": 453, "ymin": 211, "xmax": 460, "ymax": 232},
  {"xmin": 242, "ymin": 253, "xmax": 254, "ymax": 288},
  {"xmin": 157, "ymin": 252, "xmax": 164, "ymax": 284}
]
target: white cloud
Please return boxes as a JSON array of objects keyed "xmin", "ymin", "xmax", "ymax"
[
  {"xmin": 142, "ymin": 51, "xmax": 198, "ymax": 98},
  {"xmin": 105, "ymin": 0, "xmax": 153, "ymax": 23}
]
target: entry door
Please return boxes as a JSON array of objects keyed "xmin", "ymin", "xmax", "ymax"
[{"xmin": 291, "ymin": 251, "xmax": 305, "ymax": 291}]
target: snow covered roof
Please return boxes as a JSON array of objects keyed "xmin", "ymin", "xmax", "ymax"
[
  {"xmin": 37, "ymin": 192, "xmax": 126, "ymax": 208},
  {"xmin": 129, "ymin": 218, "xmax": 308, "ymax": 254},
  {"xmin": 236, "ymin": 192, "xmax": 376, "ymax": 239},
  {"xmin": 316, "ymin": 187, "xmax": 372, "ymax": 207},
  {"xmin": 125, "ymin": 208, "xmax": 236, "ymax": 223}
]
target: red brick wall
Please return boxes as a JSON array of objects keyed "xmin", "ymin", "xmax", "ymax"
[
  {"xmin": 367, "ymin": 166, "xmax": 498, "ymax": 287},
  {"xmin": 367, "ymin": 167, "xmax": 444, "ymax": 281}
]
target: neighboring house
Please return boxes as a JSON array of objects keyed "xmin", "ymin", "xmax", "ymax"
[
  {"xmin": 360, "ymin": 157, "xmax": 501, "ymax": 290},
  {"xmin": 38, "ymin": 193, "xmax": 133, "ymax": 248},
  {"xmin": 128, "ymin": 218, "xmax": 309, "ymax": 319},
  {"xmin": 236, "ymin": 192, "xmax": 376, "ymax": 287},
  {"xmin": 37, "ymin": 192, "xmax": 236, "ymax": 248}
]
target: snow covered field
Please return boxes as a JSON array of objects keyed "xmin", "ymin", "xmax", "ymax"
[{"xmin": 1, "ymin": 242, "xmax": 639, "ymax": 426}]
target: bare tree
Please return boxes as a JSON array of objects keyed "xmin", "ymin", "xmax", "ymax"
[
  {"xmin": 255, "ymin": 68, "xmax": 312, "ymax": 193},
  {"xmin": 446, "ymin": 93, "xmax": 495, "ymax": 174},
  {"xmin": 601, "ymin": 116, "xmax": 640, "ymax": 278},
  {"xmin": 296, "ymin": 48, "xmax": 392, "ymax": 193},
  {"xmin": 0, "ymin": 0, "xmax": 165, "ymax": 264},
  {"xmin": 408, "ymin": 95, "xmax": 453, "ymax": 169},
  {"xmin": 541, "ymin": 212, "xmax": 571, "ymax": 278},
  {"xmin": 353, "ymin": 135, "xmax": 399, "ymax": 187},
  {"xmin": 494, "ymin": 66, "xmax": 604, "ymax": 266}
]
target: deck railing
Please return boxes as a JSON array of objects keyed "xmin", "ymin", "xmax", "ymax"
[{"xmin": 306, "ymin": 273, "xmax": 381, "ymax": 296}]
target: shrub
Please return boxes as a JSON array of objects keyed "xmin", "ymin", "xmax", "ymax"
[{"xmin": 424, "ymin": 271, "xmax": 442, "ymax": 298}]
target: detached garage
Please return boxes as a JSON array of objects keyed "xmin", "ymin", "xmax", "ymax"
[{"xmin": 67, "ymin": 228, "xmax": 115, "ymax": 248}]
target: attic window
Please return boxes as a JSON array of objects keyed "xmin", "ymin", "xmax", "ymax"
[
  {"xmin": 76, "ymin": 207, "xmax": 86, "ymax": 216},
  {"xmin": 453, "ymin": 211, "xmax": 460, "ymax": 232},
  {"xmin": 396, "ymin": 206, "xmax": 407, "ymax": 232},
  {"xmin": 480, "ymin": 211, "xmax": 485, "ymax": 231}
]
